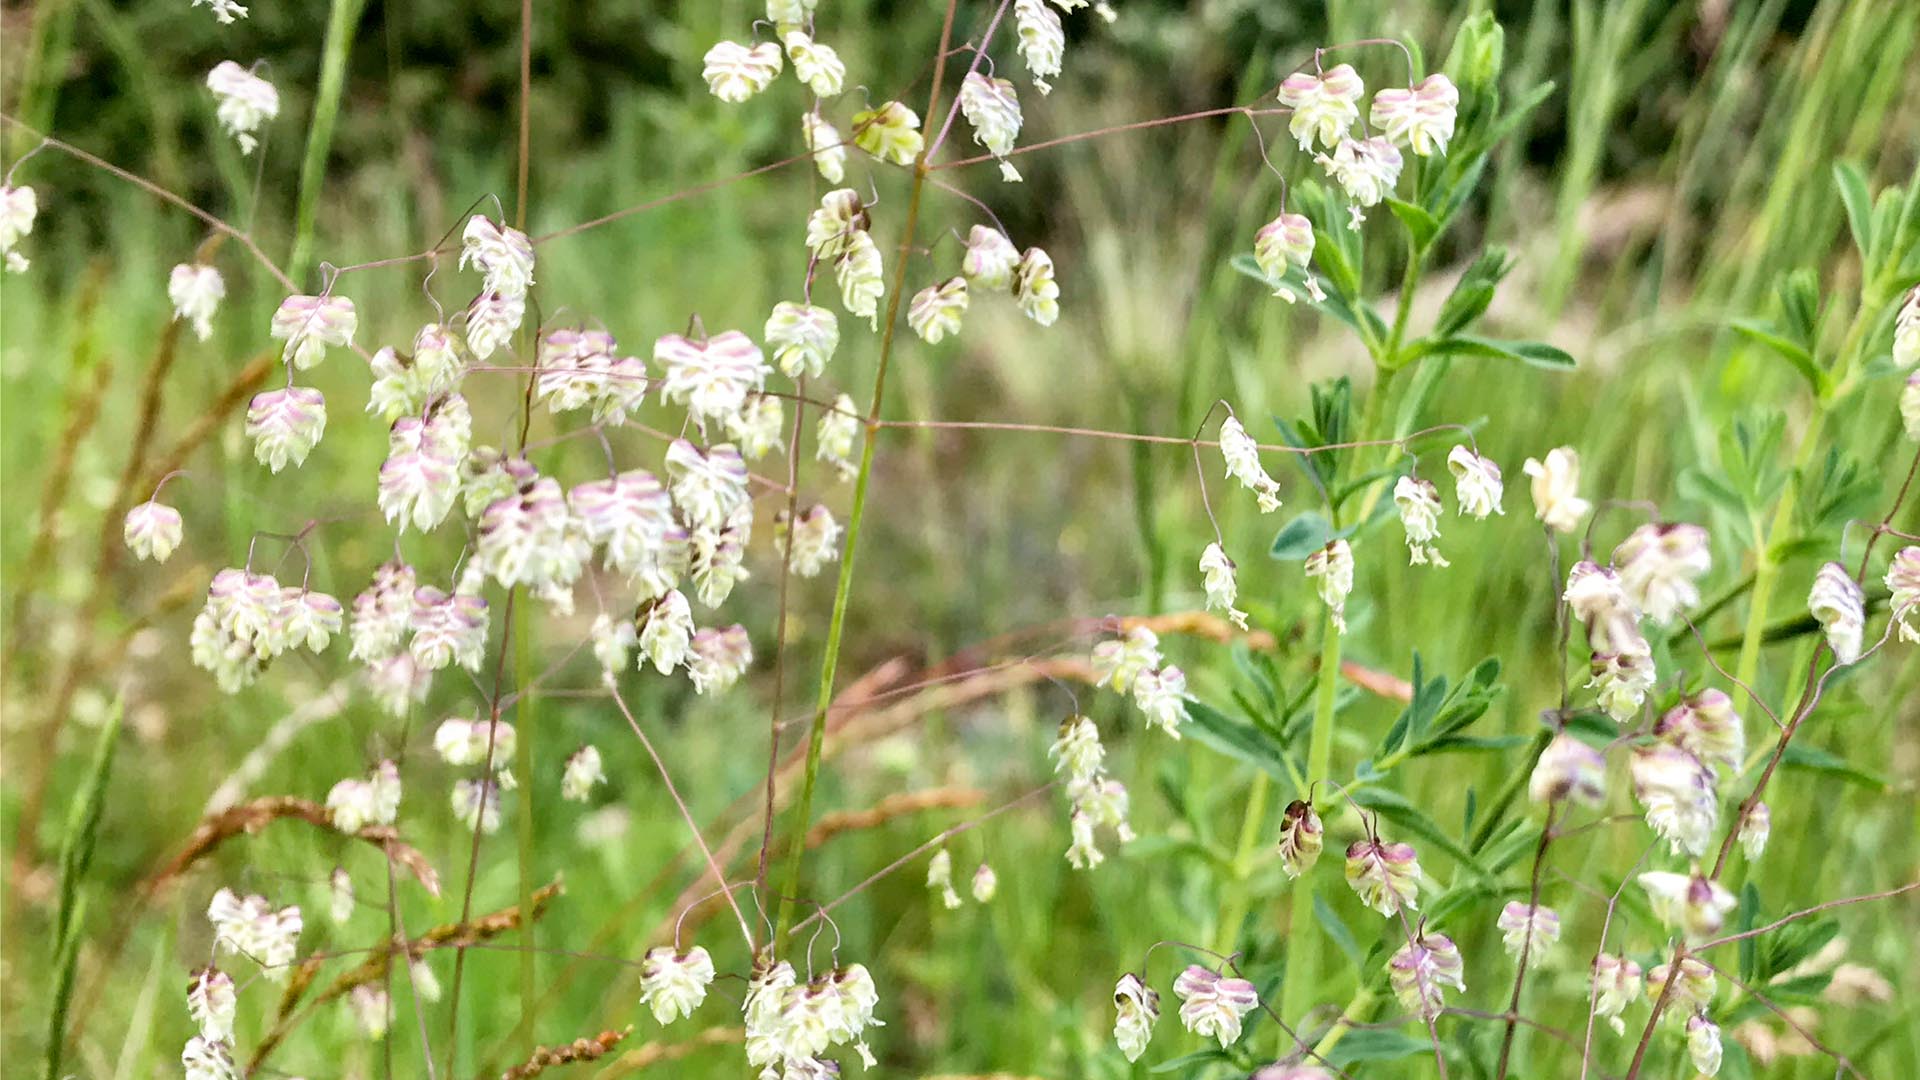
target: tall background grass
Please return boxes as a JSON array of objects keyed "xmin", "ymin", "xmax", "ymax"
[{"xmin": 3, "ymin": 0, "xmax": 1917, "ymax": 1077}]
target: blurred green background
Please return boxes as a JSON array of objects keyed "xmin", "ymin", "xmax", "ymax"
[{"xmin": 3, "ymin": 0, "xmax": 1918, "ymax": 1078}]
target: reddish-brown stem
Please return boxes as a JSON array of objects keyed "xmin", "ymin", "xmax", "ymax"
[
  {"xmin": 1695, "ymin": 881, "xmax": 1920, "ymax": 951},
  {"xmin": 787, "ymin": 782, "xmax": 1054, "ymax": 936},
  {"xmin": 0, "ymin": 116, "xmax": 299, "ymax": 293},
  {"xmin": 609, "ymin": 683, "xmax": 756, "ymax": 947},
  {"xmin": 935, "ymin": 104, "xmax": 1291, "ymax": 169},
  {"xmin": 756, "ymin": 376, "xmax": 810, "ymax": 905},
  {"xmin": 1493, "ymin": 803, "xmax": 1559, "ymax": 1079},
  {"xmin": 924, "ymin": 0, "xmax": 1016, "ymax": 160}
]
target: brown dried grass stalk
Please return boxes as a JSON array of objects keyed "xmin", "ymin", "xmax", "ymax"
[
  {"xmin": 495, "ymin": 1026, "xmax": 631, "ymax": 1079},
  {"xmin": 595, "ymin": 1026, "xmax": 743, "ymax": 1078},
  {"xmin": 247, "ymin": 879, "xmax": 565, "ymax": 1074},
  {"xmin": 144, "ymin": 795, "xmax": 442, "ymax": 898}
]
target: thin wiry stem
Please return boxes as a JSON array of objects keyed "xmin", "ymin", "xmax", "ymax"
[
  {"xmin": 1688, "ymin": 956, "xmax": 1867, "ymax": 1079},
  {"xmin": 1575, "ymin": 842, "xmax": 1657, "ymax": 1080},
  {"xmin": 1695, "ymin": 881, "xmax": 1920, "ymax": 951},
  {"xmin": 924, "ymin": 0, "xmax": 1016, "ymax": 160},
  {"xmin": 442, "ymin": 583, "xmax": 519, "ymax": 1075},
  {"xmin": 756, "ymin": 376, "xmax": 811, "ymax": 910},
  {"xmin": 385, "ymin": 858, "xmax": 440, "ymax": 1080},
  {"xmin": 1389, "ymin": 909, "xmax": 1451, "ymax": 1080},
  {"xmin": 609, "ymin": 683, "xmax": 757, "ymax": 949},
  {"xmin": 0, "ymin": 116, "xmax": 296, "ymax": 292},
  {"xmin": 1493, "ymin": 803, "xmax": 1559, "ymax": 1079},
  {"xmin": 937, "ymin": 104, "xmax": 1292, "ymax": 169},
  {"xmin": 787, "ymin": 782, "xmax": 1054, "ymax": 936}
]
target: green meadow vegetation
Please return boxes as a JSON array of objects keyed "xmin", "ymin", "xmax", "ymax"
[{"xmin": 2, "ymin": 1, "xmax": 1917, "ymax": 1079}]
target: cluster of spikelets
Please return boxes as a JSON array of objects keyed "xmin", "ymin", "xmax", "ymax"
[
  {"xmin": 107, "ymin": 0, "xmax": 1159, "ymax": 1075},
  {"xmin": 1072, "ymin": 281, "xmax": 1920, "ymax": 1072},
  {"xmin": 632, "ymin": 945, "xmax": 887, "ymax": 1080},
  {"xmin": 924, "ymin": 847, "xmax": 997, "ymax": 908},
  {"xmin": 1248, "ymin": 61, "xmax": 1461, "ymax": 303}
]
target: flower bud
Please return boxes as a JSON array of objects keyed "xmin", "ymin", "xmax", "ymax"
[
  {"xmin": 1613, "ymin": 523, "xmax": 1711, "ymax": 625},
  {"xmin": 1345, "ymin": 837, "xmax": 1420, "ymax": 916},
  {"xmin": 1887, "ymin": 546, "xmax": 1920, "ymax": 644},
  {"xmin": 561, "ymin": 745, "xmax": 605, "ymax": 802},
  {"xmin": 1111, "ymin": 973, "xmax": 1159, "ymax": 1062},
  {"xmin": 1654, "ymin": 688, "xmax": 1745, "ymax": 776},
  {"xmin": 124, "ymin": 500, "xmax": 185, "ymax": 562},
  {"xmin": 1808, "ymin": 560, "xmax": 1865, "ymax": 664},
  {"xmin": 1638, "ymin": 868, "xmax": 1736, "ymax": 941},
  {"xmin": 1305, "ymin": 539, "xmax": 1355, "ymax": 634},
  {"xmin": 1394, "ymin": 475, "xmax": 1449, "ymax": 566},
  {"xmin": 1172, "ymin": 965, "xmax": 1259, "ymax": 1047},
  {"xmin": 971, "ymin": 863, "xmax": 998, "ymax": 903},
  {"xmin": 1496, "ymin": 901, "xmax": 1561, "ymax": 960},
  {"xmin": 1522, "ymin": 447, "xmax": 1590, "ymax": 533},
  {"xmin": 1277, "ymin": 799, "xmax": 1323, "ymax": 878},
  {"xmin": 1529, "ymin": 733, "xmax": 1607, "ymax": 807},
  {"xmin": 1447, "ymin": 445, "xmax": 1504, "ymax": 519},
  {"xmin": 1277, "ymin": 64, "xmax": 1363, "ymax": 150},
  {"xmin": 640, "ymin": 945, "xmax": 715, "ymax": 1023},
  {"xmin": 1738, "ymin": 801, "xmax": 1770, "ymax": 860},
  {"xmin": 1388, "ymin": 930, "xmax": 1465, "ymax": 1020}
]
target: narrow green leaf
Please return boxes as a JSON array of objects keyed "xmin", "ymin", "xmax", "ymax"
[
  {"xmin": 1183, "ymin": 700, "xmax": 1295, "ymax": 782},
  {"xmin": 1413, "ymin": 734, "xmax": 1530, "ymax": 754},
  {"xmin": 1149, "ymin": 1049, "xmax": 1236, "ymax": 1073},
  {"xmin": 1779, "ymin": 744, "xmax": 1888, "ymax": 789},
  {"xmin": 1432, "ymin": 248, "xmax": 1514, "ymax": 337},
  {"xmin": 1385, "ymin": 197, "xmax": 1440, "ymax": 252},
  {"xmin": 1270, "ymin": 511, "xmax": 1338, "ymax": 560},
  {"xmin": 1313, "ymin": 894, "xmax": 1364, "ymax": 969},
  {"xmin": 1324, "ymin": 1030, "xmax": 1434, "ymax": 1068},
  {"xmin": 1408, "ymin": 335, "xmax": 1576, "ymax": 369},
  {"xmin": 1833, "ymin": 161, "xmax": 1876, "ymax": 266},
  {"xmin": 1729, "ymin": 318, "xmax": 1824, "ymax": 392}
]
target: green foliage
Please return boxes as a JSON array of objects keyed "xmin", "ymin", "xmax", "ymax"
[{"xmin": 43, "ymin": 698, "xmax": 122, "ymax": 1080}]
